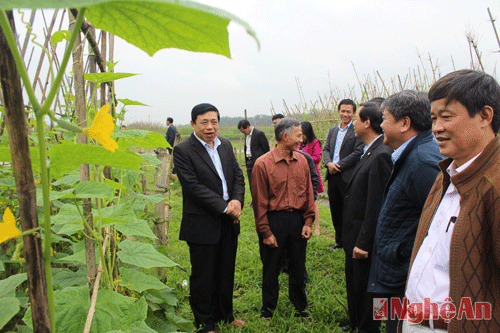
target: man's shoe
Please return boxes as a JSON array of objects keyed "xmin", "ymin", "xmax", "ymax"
[
  {"xmin": 261, "ymin": 316, "xmax": 271, "ymax": 322},
  {"xmin": 339, "ymin": 324, "xmax": 352, "ymax": 332},
  {"xmin": 232, "ymin": 319, "xmax": 245, "ymax": 327}
]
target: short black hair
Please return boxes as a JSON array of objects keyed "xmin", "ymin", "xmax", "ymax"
[
  {"xmin": 237, "ymin": 119, "xmax": 251, "ymax": 129},
  {"xmin": 358, "ymin": 105, "xmax": 384, "ymax": 134},
  {"xmin": 428, "ymin": 69, "xmax": 500, "ymax": 133},
  {"xmin": 275, "ymin": 118, "xmax": 300, "ymax": 142},
  {"xmin": 368, "ymin": 97, "xmax": 385, "ymax": 108},
  {"xmin": 191, "ymin": 103, "xmax": 220, "ymax": 123},
  {"xmin": 338, "ymin": 99, "xmax": 357, "ymax": 113},
  {"xmin": 167, "ymin": 117, "xmax": 174, "ymax": 123},
  {"xmin": 381, "ymin": 90, "xmax": 432, "ymax": 132},
  {"xmin": 272, "ymin": 113, "xmax": 285, "ymax": 121}
]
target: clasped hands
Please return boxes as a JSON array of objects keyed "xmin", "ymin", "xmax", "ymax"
[
  {"xmin": 327, "ymin": 162, "xmax": 341, "ymax": 174},
  {"xmin": 226, "ymin": 199, "xmax": 241, "ymax": 224}
]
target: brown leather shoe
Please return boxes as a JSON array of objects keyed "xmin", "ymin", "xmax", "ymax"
[{"xmin": 232, "ymin": 319, "xmax": 246, "ymax": 327}]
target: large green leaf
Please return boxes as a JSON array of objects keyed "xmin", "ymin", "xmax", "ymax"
[
  {"xmin": 52, "ymin": 173, "xmax": 81, "ymax": 186},
  {"xmin": 0, "ymin": 147, "xmax": 41, "ymax": 174},
  {"xmin": 117, "ymin": 240, "xmax": 177, "ymax": 268},
  {"xmin": 52, "ymin": 267, "xmax": 88, "ymax": 289},
  {"xmin": 0, "ymin": 297, "xmax": 20, "ymax": 330},
  {"xmin": 36, "ymin": 188, "xmax": 76, "ymax": 206},
  {"xmin": 2, "ymin": 1, "xmax": 259, "ymax": 57},
  {"xmin": 57, "ymin": 240, "xmax": 101, "ymax": 264},
  {"xmin": 48, "ymin": 142, "xmax": 145, "ymax": 179},
  {"xmin": 115, "ymin": 218, "xmax": 158, "ymax": 240},
  {"xmin": 119, "ymin": 268, "xmax": 167, "ymax": 292},
  {"xmin": 75, "ymin": 181, "xmax": 115, "ymax": 199},
  {"xmin": 84, "ymin": 72, "xmax": 137, "ymax": 84},
  {"xmin": 0, "ymin": 273, "xmax": 27, "ymax": 298},
  {"xmin": 24, "ymin": 287, "xmax": 147, "ymax": 333}
]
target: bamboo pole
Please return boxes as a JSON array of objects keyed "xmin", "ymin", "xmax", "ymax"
[
  {"xmin": 70, "ymin": 10, "xmax": 97, "ymax": 293},
  {"xmin": 0, "ymin": 11, "xmax": 52, "ymax": 333}
]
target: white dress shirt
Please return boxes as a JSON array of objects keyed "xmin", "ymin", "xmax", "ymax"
[
  {"xmin": 245, "ymin": 127, "xmax": 253, "ymax": 158},
  {"xmin": 406, "ymin": 154, "xmax": 481, "ymax": 308}
]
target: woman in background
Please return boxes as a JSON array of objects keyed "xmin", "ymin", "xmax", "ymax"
[{"xmin": 299, "ymin": 121, "xmax": 324, "ymax": 235}]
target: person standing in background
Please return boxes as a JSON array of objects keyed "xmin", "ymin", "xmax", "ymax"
[
  {"xmin": 237, "ymin": 119, "xmax": 270, "ymax": 197},
  {"xmin": 299, "ymin": 121, "xmax": 324, "ymax": 235},
  {"xmin": 322, "ymin": 99, "xmax": 365, "ymax": 249},
  {"xmin": 165, "ymin": 117, "xmax": 177, "ymax": 153}
]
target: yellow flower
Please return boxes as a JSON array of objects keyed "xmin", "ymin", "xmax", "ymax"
[
  {"xmin": 0, "ymin": 207, "xmax": 20, "ymax": 244},
  {"xmin": 34, "ymin": 179, "xmax": 40, "ymax": 184},
  {"xmin": 83, "ymin": 104, "xmax": 118, "ymax": 153}
]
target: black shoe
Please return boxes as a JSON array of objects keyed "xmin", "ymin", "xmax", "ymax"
[{"xmin": 329, "ymin": 243, "xmax": 342, "ymax": 249}]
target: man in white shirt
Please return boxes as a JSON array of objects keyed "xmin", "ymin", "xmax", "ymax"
[{"xmin": 404, "ymin": 70, "xmax": 500, "ymax": 333}]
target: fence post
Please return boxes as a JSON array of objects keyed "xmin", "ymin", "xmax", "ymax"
[{"xmin": 153, "ymin": 147, "xmax": 171, "ymax": 280}]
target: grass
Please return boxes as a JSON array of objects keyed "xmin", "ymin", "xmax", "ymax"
[{"xmin": 164, "ymin": 171, "xmax": 353, "ymax": 332}]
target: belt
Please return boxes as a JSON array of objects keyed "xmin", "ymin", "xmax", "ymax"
[
  {"xmin": 420, "ymin": 318, "xmax": 448, "ymax": 330},
  {"xmin": 246, "ymin": 156, "xmax": 252, "ymax": 161}
]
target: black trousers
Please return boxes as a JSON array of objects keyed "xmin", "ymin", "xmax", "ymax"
[
  {"xmin": 246, "ymin": 162, "xmax": 253, "ymax": 194},
  {"xmin": 259, "ymin": 210, "xmax": 308, "ymax": 318},
  {"xmin": 369, "ymin": 292, "xmax": 405, "ymax": 333},
  {"xmin": 187, "ymin": 215, "xmax": 238, "ymax": 332},
  {"xmin": 327, "ymin": 173, "xmax": 347, "ymax": 245},
  {"xmin": 344, "ymin": 248, "xmax": 381, "ymax": 333}
]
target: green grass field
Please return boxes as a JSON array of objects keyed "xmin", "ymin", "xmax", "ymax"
[{"xmin": 164, "ymin": 171, "xmax": 358, "ymax": 332}]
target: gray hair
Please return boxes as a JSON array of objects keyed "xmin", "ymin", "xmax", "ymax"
[
  {"xmin": 381, "ymin": 90, "xmax": 432, "ymax": 132},
  {"xmin": 275, "ymin": 118, "xmax": 300, "ymax": 141}
]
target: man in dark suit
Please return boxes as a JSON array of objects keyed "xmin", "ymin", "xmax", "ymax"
[
  {"xmin": 322, "ymin": 99, "xmax": 364, "ymax": 249},
  {"xmin": 173, "ymin": 103, "xmax": 246, "ymax": 333},
  {"xmin": 237, "ymin": 119, "xmax": 270, "ymax": 191},
  {"xmin": 342, "ymin": 103, "xmax": 393, "ymax": 333},
  {"xmin": 165, "ymin": 117, "xmax": 177, "ymax": 153}
]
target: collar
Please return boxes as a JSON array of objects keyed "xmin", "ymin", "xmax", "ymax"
[
  {"xmin": 363, "ymin": 134, "xmax": 383, "ymax": 155},
  {"xmin": 391, "ymin": 135, "xmax": 417, "ymax": 164},
  {"xmin": 271, "ymin": 146, "xmax": 298, "ymax": 164},
  {"xmin": 339, "ymin": 121, "xmax": 352, "ymax": 131}
]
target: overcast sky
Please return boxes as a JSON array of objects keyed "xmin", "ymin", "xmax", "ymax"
[{"xmin": 61, "ymin": 1, "xmax": 500, "ymax": 125}]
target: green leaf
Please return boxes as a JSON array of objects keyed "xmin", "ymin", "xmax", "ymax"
[
  {"xmin": 146, "ymin": 287, "xmax": 177, "ymax": 306},
  {"xmin": 36, "ymin": 188, "xmax": 76, "ymax": 206},
  {"xmin": 117, "ymin": 240, "xmax": 177, "ymax": 268},
  {"xmin": 114, "ymin": 132, "xmax": 168, "ymax": 149},
  {"xmin": 52, "ymin": 267, "xmax": 88, "ymax": 289},
  {"xmin": 84, "ymin": 72, "xmax": 137, "ymax": 84},
  {"xmin": 84, "ymin": 0, "xmax": 259, "ymax": 57},
  {"xmin": 104, "ymin": 178, "xmax": 127, "ymax": 191},
  {"xmin": 93, "ymin": 290, "xmax": 147, "ymax": 333},
  {"xmin": 0, "ymin": 147, "xmax": 41, "ymax": 174},
  {"xmin": 57, "ymin": 240, "xmax": 101, "ymax": 264},
  {"xmin": 52, "ymin": 204, "xmax": 82, "ymax": 225},
  {"xmin": 138, "ymin": 153, "xmax": 162, "ymax": 166},
  {"xmin": 118, "ymin": 98, "xmax": 148, "ymax": 106},
  {"xmin": 23, "ymin": 287, "xmax": 145, "ymax": 333},
  {"xmin": 128, "ymin": 190, "xmax": 166, "ymax": 203},
  {"xmin": 0, "ymin": 273, "xmax": 27, "ymax": 298},
  {"xmin": 52, "ymin": 173, "xmax": 81, "ymax": 186},
  {"xmin": 51, "ymin": 30, "xmax": 70, "ymax": 46},
  {"xmin": 112, "ymin": 169, "xmax": 141, "ymax": 189},
  {"xmin": 48, "ymin": 142, "xmax": 145, "ymax": 179},
  {"xmin": 115, "ymin": 218, "xmax": 158, "ymax": 240},
  {"xmin": 0, "ymin": 297, "xmax": 20, "ymax": 330},
  {"xmin": 75, "ymin": 181, "xmax": 115, "ymax": 199},
  {"xmin": 119, "ymin": 268, "xmax": 167, "ymax": 292}
]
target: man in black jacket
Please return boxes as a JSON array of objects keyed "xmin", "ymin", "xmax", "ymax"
[
  {"xmin": 165, "ymin": 117, "xmax": 177, "ymax": 153},
  {"xmin": 322, "ymin": 99, "xmax": 365, "ymax": 249},
  {"xmin": 342, "ymin": 103, "xmax": 393, "ymax": 333},
  {"xmin": 173, "ymin": 104, "xmax": 246, "ymax": 333},
  {"xmin": 237, "ymin": 119, "xmax": 270, "ymax": 192}
]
